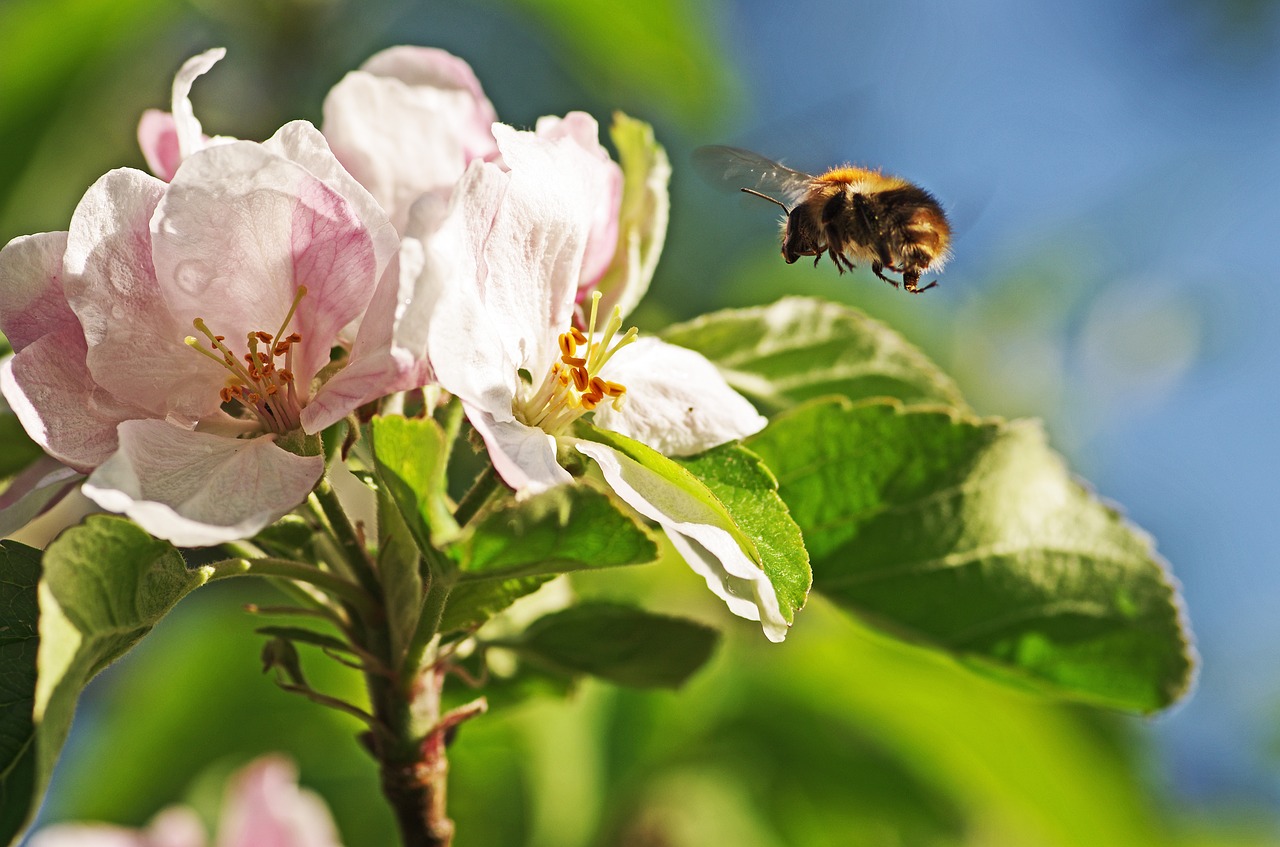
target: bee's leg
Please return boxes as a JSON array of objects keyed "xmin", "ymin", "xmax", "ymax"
[
  {"xmin": 902, "ymin": 269, "xmax": 938, "ymax": 294},
  {"xmin": 871, "ymin": 261, "xmax": 899, "ymax": 289}
]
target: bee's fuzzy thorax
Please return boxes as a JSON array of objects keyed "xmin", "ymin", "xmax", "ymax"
[{"xmin": 815, "ymin": 166, "xmax": 909, "ymax": 194}]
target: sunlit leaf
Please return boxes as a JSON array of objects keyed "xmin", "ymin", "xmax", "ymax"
[
  {"xmin": 746, "ymin": 398, "xmax": 1194, "ymax": 713},
  {"xmin": 675, "ymin": 443, "xmax": 810, "ymax": 626},
  {"xmin": 1, "ymin": 516, "xmax": 210, "ymax": 845},
  {"xmin": 575, "ymin": 424, "xmax": 807, "ymax": 630},
  {"xmin": 661, "ymin": 296, "xmax": 967, "ymax": 413},
  {"xmin": 371, "ymin": 414, "xmax": 458, "ymax": 549}
]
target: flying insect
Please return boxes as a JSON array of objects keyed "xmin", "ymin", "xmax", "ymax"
[{"xmin": 694, "ymin": 145, "xmax": 951, "ymax": 293}]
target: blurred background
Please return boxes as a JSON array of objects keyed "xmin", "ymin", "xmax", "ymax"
[{"xmin": 4, "ymin": 0, "xmax": 1278, "ymax": 844}]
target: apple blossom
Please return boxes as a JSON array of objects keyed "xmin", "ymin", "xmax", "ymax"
[
  {"xmin": 27, "ymin": 756, "xmax": 343, "ymax": 847},
  {"xmin": 412, "ymin": 120, "xmax": 788, "ymax": 641},
  {"xmin": 0, "ymin": 120, "xmax": 414, "ymax": 546}
]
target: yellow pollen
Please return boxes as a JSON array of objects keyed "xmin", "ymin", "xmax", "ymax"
[
  {"xmin": 185, "ymin": 285, "xmax": 309, "ymax": 434},
  {"xmin": 519, "ymin": 291, "xmax": 638, "ymax": 433}
]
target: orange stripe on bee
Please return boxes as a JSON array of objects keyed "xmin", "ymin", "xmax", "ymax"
[{"xmin": 814, "ymin": 167, "xmax": 908, "ymax": 192}]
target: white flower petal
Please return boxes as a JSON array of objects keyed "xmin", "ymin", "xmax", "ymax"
[
  {"xmin": 322, "ymin": 46, "xmax": 498, "ymax": 233},
  {"xmin": 62, "ymin": 168, "xmax": 215, "ymax": 422},
  {"xmin": 533, "ymin": 112, "xmax": 621, "ymax": 288},
  {"xmin": 468, "ymin": 405, "xmax": 571, "ymax": 496},
  {"xmin": 83, "ymin": 420, "xmax": 324, "ymax": 547},
  {"xmin": 263, "ymin": 120, "xmax": 399, "ymax": 284},
  {"xmin": 592, "ymin": 337, "xmax": 767, "ymax": 456},
  {"xmin": 484, "ymin": 124, "xmax": 598, "ymax": 380},
  {"xmin": 574, "ymin": 440, "xmax": 788, "ymax": 641},
  {"xmin": 171, "ymin": 47, "xmax": 226, "ymax": 161},
  {"xmin": 2, "ymin": 334, "xmax": 145, "ymax": 471},
  {"xmin": 423, "ymin": 161, "xmax": 518, "ymax": 415}
]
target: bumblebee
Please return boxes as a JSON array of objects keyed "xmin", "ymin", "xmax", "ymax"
[{"xmin": 695, "ymin": 146, "xmax": 951, "ymax": 293}]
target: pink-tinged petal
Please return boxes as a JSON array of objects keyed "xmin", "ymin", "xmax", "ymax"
[
  {"xmin": 469, "ymin": 405, "xmax": 570, "ymax": 496},
  {"xmin": 534, "ymin": 112, "xmax": 621, "ymax": 289},
  {"xmin": 215, "ymin": 756, "xmax": 343, "ymax": 847},
  {"xmin": 482, "ymin": 124, "xmax": 600, "ymax": 380},
  {"xmin": 592, "ymin": 115, "xmax": 670, "ymax": 321},
  {"xmin": 0, "ymin": 456, "xmax": 82, "ymax": 538},
  {"xmin": 0, "ymin": 231, "xmax": 71, "ymax": 351},
  {"xmin": 138, "ymin": 109, "xmax": 182, "ymax": 181},
  {"xmin": 82, "ymin": 420, "xmax": 324, "ymax": 547},
  {"xmin": 151, "ymin": 141, "xmax": 378, "ymax": 390},
  {"xmin": 591, "ymin": 337, "xmax": 766, "ymax": 456},
  {"xmin": 28, "ymin": 808, "xmax": 206, "ymax": 847},
  {"xmin": 360, "ymin": 47, "xmax": 497, "ymax": 127},
  {"xmin": 62, "ymin": 168, "xmax": 218, "ymax": 422},
  {"xmin": 322, "ymin": 46, "xmax": 498, "ymax": 232},
  {"xmin": 263, "ymin": 121, "xmax": 399, "ymax": 284},
  {"xmin": 2, "ymin": 335, "xmax": 145, "ymax": 470},
  {"xmin": 574, "ymin": 440, "xmax": 789, "ymax": 641},
  {"xmin": 171, "ymin": 47, "xmax": 226, "ymax": 162}
]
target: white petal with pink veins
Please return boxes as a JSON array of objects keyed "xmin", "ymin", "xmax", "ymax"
[
  {"xmin": 151, "ymin": 141, "xmax": 378, "ymax": 390},
  {"xmin": 62, "ymin": 168, "xmax": 216, "ymax": 422}
]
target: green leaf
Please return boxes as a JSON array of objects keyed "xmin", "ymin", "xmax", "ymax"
[
  {"xmin": 0, "ymin": 541, "xmax": 40, "ymax": 843},
  {"xmin": 455, "ymin": 486, "xmax": 658, "ymax": 581},
  {"xmin": 675, "ymin": 444, "xmax": 811, "ymax": 627},
  {"xmin": 574, "ymin": 423, "xmax": 806, "ymax": 638},
  {"xmin": 0, "ymin": 516, "xmax": 210, "ymax": 845},
  {"xmin": 509, "ymin": 602, "xmax": 719, "ymax": 688},
  {"xmin": 251, "ymin": 515, "xmax": 318, "ymax": 560},
  {"xmin": 0, "ymin": 414, "xmax": 41, "ymax": 480},
  {"xmin": 746, "ymin": 398, "xmax": 1194, "ymax": 713},
  {"xmin": 439, "ymin": 575, "xmax": 553, "ymax": 636},
  {"xmin": 574, "ymin": 423, "xmax": 760, "ymax": 559},
  {"xmin": 371, "ymin": 414, "xmax": 458, "ymax": 549},
  {"xmin": 377, "ymin": 486, "xmax": 424, "ymax": 666},
  {"xmin": 660, "ymin": 296, "xmax": 968, "ymax": 413}
]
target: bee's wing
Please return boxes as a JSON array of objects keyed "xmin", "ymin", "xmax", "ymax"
[{"xmin": 692, "ymin": 145, "xmax": 814, "ymax": 205}]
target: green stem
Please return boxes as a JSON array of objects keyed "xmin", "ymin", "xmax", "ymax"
[
  {"xmin": 208, "ymin": 557, "xmax": 377, "ymax": 620},
  {"xmin": 453, "ymin": 464, "xmax": 504, "ymax": 527},
  {"xmin": 401, "ymin": 554, "xmax": 458, "ymax": 682},
  {"xmin": 312, "ymin": 477, "xmax": 382, "ymax": 597}
]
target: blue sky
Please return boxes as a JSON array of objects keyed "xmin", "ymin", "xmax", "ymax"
[{"xmin": 725, "ymin": 0, "xmax": 1280, "ymax": 811}]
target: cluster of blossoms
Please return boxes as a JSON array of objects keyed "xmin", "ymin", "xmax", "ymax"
[{"xmin": 0, "ymin": 47, "xmax": 786, "ymax": 639}]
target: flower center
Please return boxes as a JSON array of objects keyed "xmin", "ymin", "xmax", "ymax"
[
  {"xmin": 184, "ymin": 286, "xmax": 308, "ymax": 435},
  {"xmin": 516, "ymin": 291, "xmax": 636, "ymax": 435}
]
